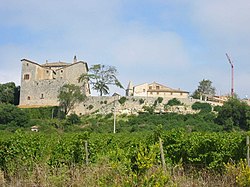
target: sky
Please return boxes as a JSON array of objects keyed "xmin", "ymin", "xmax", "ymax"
[{"xmin": 0, "ymin": 0, "xmax": 250, "ymax": 98}]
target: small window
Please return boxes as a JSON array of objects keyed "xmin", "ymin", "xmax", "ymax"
[
  {"xmin": 26, "ymin": 63, "xmax": 29, "ymax": 66},
  {"xmin": 170, "ymin": 92, "xmax": 173, "ymax": 95},
  {"xmin": 41, "ymin": 94, "xmax": 44, "ymax": 99},
  {"xmin": 156, "ymin": 86, "xmax": 160, "ymax": 90},
  {"xmin": 150, "ymin": 92, "xmax": 153, "ymax": 95},
  {"xmin": 157, "ymin": 92, "xmax": 159, "ymax": 95},
  {"xmin": 61, "ymin": 70, "xmax": 63, "ymax": 73},
  {"xmin": 27, "ymin": 96, "xmax": 31, "ymax": 100},
  {"xmin": 149, "ymin": 86, "xmax": 152, "ymax": 90},
  {"xmin": 180, "ymin": 93, "xmax": 183, "ymax": 96},
  {"xmin": 46, "ymin": 70, "xmax": 49, "ymax": 73},
  {"xmin": 143, "ymin": 89, "xmax": 146, "ymax": 92},
  {"xmin": 24, "ymin": 74, "xmax": 30, "ymax": 80}
]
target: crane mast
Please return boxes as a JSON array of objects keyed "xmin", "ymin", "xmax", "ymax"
[{"xmin": 226, "ymin": 53, "xmax": 234, "ymax": 97}]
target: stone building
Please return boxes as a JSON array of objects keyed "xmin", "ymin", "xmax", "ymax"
[
  {"xmin": 19, "ymin": 57, "xmax": 90, "ymax": 107},
  {"xmin": 126, "ymin": 81, "xmax": 189, "ymax": 98}
]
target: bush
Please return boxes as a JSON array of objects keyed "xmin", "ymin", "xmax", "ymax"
[
  {"xmin": 166, "ymin": 98, "xmax": 182, "ymax": 106},
  {"xmin": 66, "ymin": 113, "xmax": 81, "ymax": 125},
  {"xmin": 23, "ymin": 106, "xmax": 60, "ymax": 119},
  {"xmin": 139, "ymin": 99, "xmax": 145, "ymax": 105},
  {"xmin": 87, "ymin": 105, "xmax": 94, "ymax": 110},
  {"xmin": 118, "ymin": 97, "xmax": 127, "ymax": 105},
  {"xmin": 192, "ymin": 102, "xmax": 212, "ymax": 113},
  {"xmin": 0, "ymin": 104, "xmax": 29, "ymax": 127}
]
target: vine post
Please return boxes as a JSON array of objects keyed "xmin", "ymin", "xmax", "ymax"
[
  {"xmin": 85, "ymin": 140, "xmax": 89, "ymax": 165},
  {"xmin": 247, "ymin": 136, "xmax": 250, "ymax": 167},
  {"xmin": 159, "ymin": 137, "xmax": 166, "ymax": 172}
]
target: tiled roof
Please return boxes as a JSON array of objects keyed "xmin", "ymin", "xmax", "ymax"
[{"xmin": 41, "ymin": 62, "xmax": 70, "ymax": 67}]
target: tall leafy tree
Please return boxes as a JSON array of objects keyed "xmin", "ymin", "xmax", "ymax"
[
  {"xmin": 0, "ymin": 82, "xmax": 18, "ymax": 104},
  {"xmin": 192, "ymin": 79, "xmax": 216, "ymax": 99},
  {"xmin": 58, "ymin": 84, "xmax": 86, "ymax": 115},
  {"xmin": 215, "ymin": 98, "xmax": 250, "ymax": 130},
  {"xmin": 0, "ymin": 104, "xmax": 29, "ymax": 127},
  {"xmin": 78, "ymin": 64, "xmax": 123, "ymax": 96}
]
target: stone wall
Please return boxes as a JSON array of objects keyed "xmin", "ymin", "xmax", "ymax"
[{"xmin": 73, "ymin": 96, "xmax": 200, "ymax": 115}]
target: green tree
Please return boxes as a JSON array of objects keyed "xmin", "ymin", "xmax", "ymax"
[
  {"xmin": 192, "ymin": 79, "xmax": 216, "ymax": 99},
  {"xmin": 166, "ymin": 98, "xmax": 182, "ymax": 106},
  {"xmin": 0, "ymin": 104, "xmax": 29, "ymax": 127},
  {"xmin": 78, "ymin": 64, "xmax": 123, "ymax": 96},
  {"xmin": 215, "ymin": 98, "xmax": 250, "ymax": 130},
  {"xmin": 0, "ymin": 82, "xmax": 19, "ymax": 104},
  {"xmin": 58, "ymin": 84, "xmax": 85, "ymax": 115}
]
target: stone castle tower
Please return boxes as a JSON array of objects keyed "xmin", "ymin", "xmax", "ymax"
[
  {"xmin": 19, "ymin": 57, "xmax": 90, "ymax": 107},
  {"xmin": 126, "ymin": 81, "xmax": 134, "ymax": 96}
]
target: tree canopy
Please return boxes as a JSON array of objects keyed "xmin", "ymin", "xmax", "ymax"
[
  {"xmin": 192, "ymin": 79, "xmax": 216, "ymax": 99},
  {"xmin": 58, "ymin": 84, "xmax": 86, "ymax": 115},
  {"xmin": 215, "ymin": 98, "xmax": 250, "ymax": 131},
  {"xmin": 0, "ymin": 82, "xmax": 20, "ymax": 105},
  {"xmin": 78, "ymin": 64, "xmax": 123, "ymax": 96},
  {"xmin": 0, "ymin": 104, "xmax": 29, "ymax": 127}
]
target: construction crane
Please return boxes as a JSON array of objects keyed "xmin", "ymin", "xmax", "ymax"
[{"xmin": 226, "ymin": 53, "xmax": 234, "ymax": 97}]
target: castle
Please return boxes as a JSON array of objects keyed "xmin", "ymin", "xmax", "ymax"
[
  {"xmin": 19, "ymin": 57, "xmax": 90, "ymax": 107},
  {"xmin": 19, "ymin": 57, "xmax": 196, "ymax": 115}
]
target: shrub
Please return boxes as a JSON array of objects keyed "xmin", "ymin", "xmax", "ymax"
[
  {"xmin": 192, "ymin": 102, "xmax": 212, "ymax": 113},
  {"xmin": 66, "ymin": 113, "xmax": 81, "ymax": 125},
  {"xmin": 0, "ymin": 104, "xmax": 29, "ymax": 127},
  {"xmin": 166, "ymin": 98, "xmax": 182, "ymax": 106},
  {"xmin": 139, "ymin": 99, "xmax": 145, "ymax": 105},
  {"xmin": 118, "ymin": 97, "xmax": 127, "ymax": 105},
  {"xmin": 87, "ymin": 105, "xmax": 94, "ymax": 110}
]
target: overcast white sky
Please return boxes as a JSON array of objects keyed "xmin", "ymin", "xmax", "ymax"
[{"xmin": 0, "ymin": 0, "xmax": 250, "ymax": 98}]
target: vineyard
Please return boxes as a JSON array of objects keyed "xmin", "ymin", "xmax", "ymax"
[{"xmin": 0, "ymin": 130, "xmax": 249, "ymax": 186}]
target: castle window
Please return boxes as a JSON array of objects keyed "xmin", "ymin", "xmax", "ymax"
[
  {"xmin": 24, "ymin": 74, "xmax": 30, "ymax": 80},
  {"xmin": 150, "ymin": 92, "xmax": 153, "ymax": 95},
  {"xmin": 156, "ymin": 86, "xmax": 160, "ymax": 90},
  {"xmin": 149, "ymin": 86, "xmax": 152, "ymax": 90},
  {"xmin": 27, "ymin": 96, "xmax": 31, "ymax": 100},
  {"xmin": 26, "ymin": 63, "xmax": 29, "ymax": 66},
  {"xmin": 170, "ymin": 92, "xmax": 173, "ymax": 95},
  {"xmin": 61, "ymin": 70, "xmax": 63, "ymax": 73},
  {"xmin": 157, "ymin": 92, "xmax": 159, "ymax": 95},
  {"xmin": 46, "ymin": 70, "xmax": 49, "ymax": 73},
  {"xmin": 180, "ymin": 93, "xmax": 183, "ymax": 96},
  {"xmin": 40, "ymin": 94, "xmax": 44, "ymax": 99},
  {"xmin": 143, "ymin": 89, "xmax": 146, "ymax": 92}
]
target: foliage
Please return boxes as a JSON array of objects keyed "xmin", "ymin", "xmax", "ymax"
[
  {"xmin": 192, "ymin": 79, "xmax": 216, "ymax": 99},
  {"xmin": 0, "ymin": 104, "xmax": 29, "ymax": 127},
  {"xmin": 142, "ymin": 105, "xmax": 155, "ymax": 114},
  {"xmin": 192, "ymin": 102, "xmax": 212, "ymax": 113},
  {"xmin": 23, "ymin": 106, "xmax": 61, "ymax": 119},
  {"xmin": 66, "ymin": 113, "xmax": 81, "ymax": 125},
  {"xmin": 215, "ymin": 98, "xmax": 250, "ymax": 130},
  {"xmin": 87, "ymin": 105, "xmax": 94, "ymax": 110},
  {"xmin": 118, "ymin": 96, "xmax": 127, "ymax": 105},
  {"xmin": 78, "ymin": 64, "xmax": 124, "ymax": 96},
  {"xmin": 153, "ymin": 97, "xmax": 163, "ymax": 106},
  {"xmin": 225, "ymin": 160, "xmax": 250, "ymax": 187},
  {"xmin": 166, "ymin": 98, "xmax": 182, "ymax": 106},
  {"xmin": 139, "ymin": 98, "xmax": 145, "ymax": 105},
  {"xmin": 58, "ymin": 84, "xmax": 86, "ymax": 115},
  {"xmin": 0, "ymin": 82, "xmax": 19, "ymax": 105}
]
